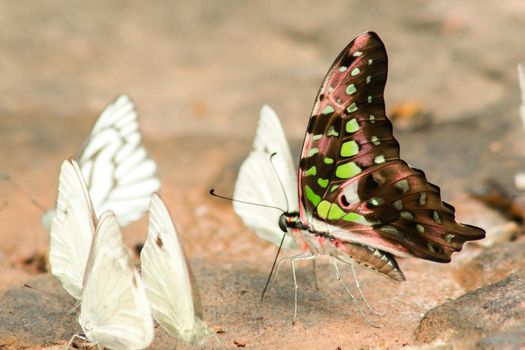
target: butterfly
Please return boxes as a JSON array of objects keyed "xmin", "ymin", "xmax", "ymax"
[
  {"xmin": 50, "ymin": 159, "xmax": 153, "ymax": 349},
  {"xmin": 233, "ymin": 31, "xmax": 485, "ymax": 320},
  {"xmin": 43, "ymin": 95, "xmax": 160, "ymax": 229},
  {"xmin": 140, "ymin": 193, "xmax": 212, "ymax": 345}
]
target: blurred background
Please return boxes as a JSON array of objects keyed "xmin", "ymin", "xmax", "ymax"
[{"xmin": 1, "ymin": 1, "xmax": 525, "ymax": 348}]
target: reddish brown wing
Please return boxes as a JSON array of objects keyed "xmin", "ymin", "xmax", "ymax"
[{"xmin": 298, "ymin": 32, "xmax": 484, "ymax": 262}]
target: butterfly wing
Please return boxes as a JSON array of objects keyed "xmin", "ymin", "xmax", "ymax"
[
  {"xmin": 141, "ymin": 193, "xmax": 210, "ymax": 344},
  {"xmin": 298, "ymin": 32, "xmax": 485, "ymax": 263},
  {"xmin": 77, "ymin": 95, "xmax": 161, "ymax": 226},
  {"xmin": 233, "ymin": 105, "xmax": 298, "ymax": 249},
  {"xmin": 79, "ymin": 211, "xmax": 153, "ymax": 350},
  {"xmin": 49, "ymin": 159, "xmax": 96, "ymax": 300}
]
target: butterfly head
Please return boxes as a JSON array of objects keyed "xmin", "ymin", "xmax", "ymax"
[{"xmin": 279, "ymin": 212, "xmax": 304, "ymax": 233}]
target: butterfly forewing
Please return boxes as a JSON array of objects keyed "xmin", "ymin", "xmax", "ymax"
[
  {"xmin": 49, "ymin": 159, "xmax": 97, "ymax": 300},
  {"xmin": 233, "ymin": 105, "xmax": 298, "ymax": 249},
  {"xmin": 299, "ymin": 32, "xmax": 484, "ymax": 264},
  {"xmin": 141, "ymin": 193, "xmax": 211, "ymax": 345}
]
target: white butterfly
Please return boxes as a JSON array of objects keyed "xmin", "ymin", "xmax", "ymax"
[
  {"xmin": 43, "ymin": 95, "xmax": 160, "ymax": 229},
  {"xmin": 50, "ymin": 159, "xmax": 153, "ymax": 349},
  {"xmin": 141, "ymin": 193, "xmax": 211, "ymax": 345},
  {"xmin": 233, "ymin": 105, "xmax": 298, "ymax": 249}
]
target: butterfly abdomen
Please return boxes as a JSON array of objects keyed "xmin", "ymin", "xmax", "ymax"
[{"xmin": 338, "ymin": 242, "xmax": 406, "ymax": 282}]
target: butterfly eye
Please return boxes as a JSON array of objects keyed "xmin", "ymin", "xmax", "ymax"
[
  {"xmin": 278, "ymin": 214, "xmax": 288, "ymax": 233},
  {"xmin": 340, "ymin": 195, "xmax": 350, "ymax": 207}
]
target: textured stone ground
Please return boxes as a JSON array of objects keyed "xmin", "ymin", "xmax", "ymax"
[{"xmin": 1, "ymin": 1, "xmax": 525, "ymax": 349}]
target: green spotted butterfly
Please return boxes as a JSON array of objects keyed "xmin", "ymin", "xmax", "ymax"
[{"xmin": 233, "ymin": 31, "xmax": 485, "ymax": 320}]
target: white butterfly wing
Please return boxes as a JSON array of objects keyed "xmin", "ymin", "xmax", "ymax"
[
  {"xmin": 77, "ymin": 95, "xmax": 161, "ymax": 226},
  {"xmin": 79, "ymin": 211, "xmax": 153, "ymax": 350},
  {"xmin": 141, "ymin": 193, "xmax": 210, "ymax": 345},
  {"xmin": 233, "ymin": 105, "xmax": 298, "ymax": 249},
  {"xmin": 49, "ymin": 159, "xmax": 96, "ymax": 300}
]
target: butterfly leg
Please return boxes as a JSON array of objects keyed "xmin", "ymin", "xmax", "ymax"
[
  {"xmin": 330, "ymin": 258, "xmax": 382, "ymax": 328},
  {"xmin": 64, "ymin": 334, "xmax": 89, "ymax": 349},
  {"xmin": 265, "ymin": 252, "xmax": 311, "ymax": 297},
  {"xmin": 349, "ymin": 263, "xmax": 384, "ymax": 316},
  {"xmin": 312, "ymin": 259, "xmax": 320, "ymax": 291},
  {"xmin": 290, "ymin": 253, "xmax": 317, "ymax": 324}
]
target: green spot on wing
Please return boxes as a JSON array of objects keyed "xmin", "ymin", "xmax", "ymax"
[
  {"xmin": 342, "ymin": 212, "xmax": 368, "ymax": 224},
  {"xmin": 327, "ymin": 126, "xmax": 339, "ymax": 137},
  {"xmin": 330, "ymin": 185, "xmax": 339, "ymax": 192},
  {"xmin": 395, "ymin": 179, "xmax": 409, "ymax": 193},
  {"xmin": 317, "ymin": 200, "xmax": 346, "ymax": 220},
  {"xmin": 346, "ymin": 103, "xmax": 358, "ymax": 113},
  {"xmin": 307, "ymin": 147, "xmax": 319, "ymax": 157},
  {"xmin": 317, "ymin": 178, "xmax": 329, "ymax": 188},
  {"xmin": 313, "ymin": 134, "xmax": 323, "ymax": 140},
  {"xmin": 351, "ymin": 67, "xmax": 360, "ymax": 76},
  {"xmin": 374, "ymin": 155, "xmax": 385, "ymax": 164},
  {"xmin": 345, "ymin": 119, "xmax": 359, "ymax": 133},
  {"xmin": 336, "ymin": 162, "xmax": 362, "ymax": 179},
  {"xmin": 324, "ymin": 157, "xmax": 334, "ymax": 164},
  {"xmin": 371, "ymin": 136, "xmax": 380, "ymax": 145},
  {"xmin": 346, "ymin": 84, "xmax": 357, "ymax": 95},
  {"xmin": 339, "ymin": 66, "xmax": 348, "ymax": 72},
  {"xmin": 304, "ymin": 166, "xmax": 317, "ymax": 177},
  {"xmin": 341, "ymin": 141, "xmax": 359, "ymax": 157},
  {"xmin": 305, "ymin": 185, "xmax": 321, "ymax": 207},
  {"xmin": 322, "ymin": 105, "xmax": 335, "ymax": 115}
]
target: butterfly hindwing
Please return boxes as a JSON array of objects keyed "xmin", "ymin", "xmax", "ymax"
[{"xmin": 299, "ymin": 32, "xmax": 484, "ymax": 263}]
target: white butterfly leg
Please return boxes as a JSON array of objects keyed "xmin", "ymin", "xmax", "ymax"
[
  {"xmin": 349, "ymin": 263, "xmax": 384, "ymax": 316},
  {"xmin": 290, "ymin": 253, "xmax": 317, "ymax": 324},
  {"xmin": 64, "ymin": 334, "xmax": 99, "ymax": 350},
  {"xmin": 330, "ymin": 258, "xmax": 381, "ymax": 328}
]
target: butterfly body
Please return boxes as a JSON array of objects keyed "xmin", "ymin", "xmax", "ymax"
[{"xmin": 282, "ymin": 212, "xmax": 405, "ymax": 281}]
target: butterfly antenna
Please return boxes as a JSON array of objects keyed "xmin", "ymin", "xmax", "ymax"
[
  {"xmin": 2, "ymin": 173, "xmax": 46, "ymax": 213},
  {"xmin": 260, "ymin": 233, "xmax": 286, "ymax": 301},
  {"xmin": 23, "ymin": 283, "xmax": 77, "ymax": 308},
  {"xmin": 209, "ymin": 189, "xmax": 285, "ymax": 213},
  {"xmin": 268, "ymin": 152, "xmax": 290, "ymax": 213}
]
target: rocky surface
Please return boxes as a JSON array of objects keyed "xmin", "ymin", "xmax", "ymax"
[
  {"xmin": 1, "ymin": 0, "xmax": 525, "ymax": 349},
  {"xmin": 414, "ymin": 272, "xmax": 525, "ymax": 349}
]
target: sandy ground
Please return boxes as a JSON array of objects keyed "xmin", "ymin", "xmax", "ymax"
[{"xmin": 1, "ymin": 1, "xmax": 525, "ymax": 349}]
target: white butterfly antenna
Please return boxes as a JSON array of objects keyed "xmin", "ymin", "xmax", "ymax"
[{"xmin": 1, "ymin": 172, "xmax": 47, "ymax": 213}]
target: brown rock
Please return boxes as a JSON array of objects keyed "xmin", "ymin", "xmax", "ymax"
[
  {"xmin": 414, "ymin": 272, "xmax": 525, "ymax": 348},
  {"xmin": 453, "ymin": 241, "xmax": 525, "ymax": 291}
]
